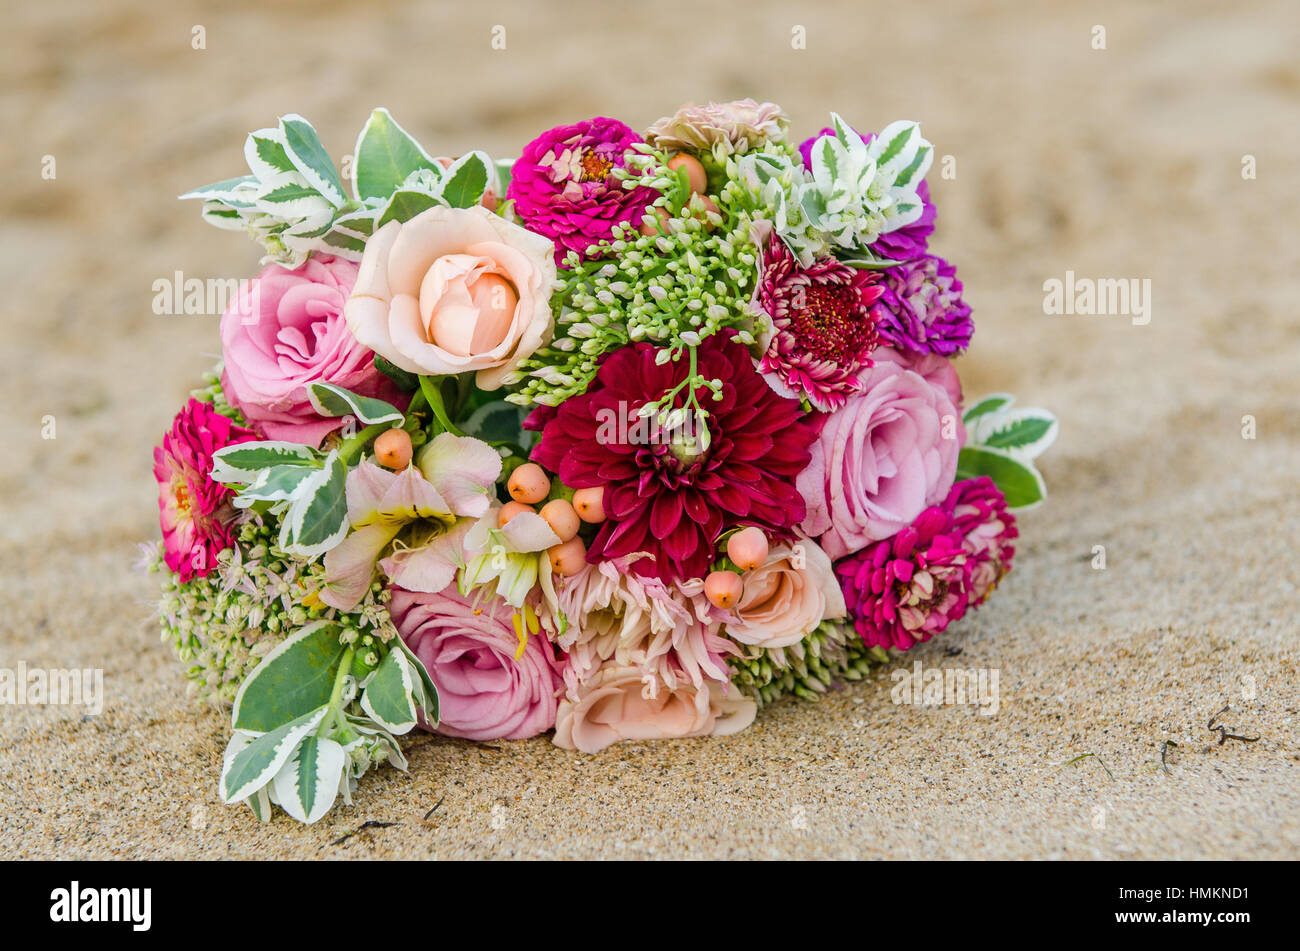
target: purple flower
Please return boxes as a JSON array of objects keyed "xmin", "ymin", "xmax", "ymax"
[
  {"xmin": 875, "ymin": 254, "xmax": 973, "ymax": 356},
  {"xmin": 835, "ymin": 505, "xmax": 972, "ymax": 652},
  {"xmin": 507, "ymin": 117, "xmax": 657, "ymax": 266},
  {"xmin": 798, "ymin": 127, "xmax": 936, "ymax": 261}
]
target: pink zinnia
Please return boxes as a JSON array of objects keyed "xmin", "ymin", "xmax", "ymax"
[
  {"xmin": 945, "ymin": 476, "xmax": 1018, "ymax": 604},
  {"xmin": 528, "ymin": 334, "xmax": 817, "ymax": 583},
  {"xmin": 755, "ymin": 235, "xmax": 883, "ymax": 411},
  {"xmin": 835, "ymin": 505, "xmax": 972, "ymax": 652},
  {"xmin": 507, "ymin": 116, "xmax": 657, "ymax": 265},
  {"xmin": 153, "ymin": 398, "xmax": 256, "ymax": 582}
]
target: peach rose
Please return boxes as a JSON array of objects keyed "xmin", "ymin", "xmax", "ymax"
[
  {"xmin": 344, "ymin": 205, "xmax": 555, "ymax": 389},
  {"xmin": 553, "ymin": 663, "xmax": 756, "ymax": 754},
  {"xmin": 724, "ymin": 539, "xmax": 845, "ymax": 649}
]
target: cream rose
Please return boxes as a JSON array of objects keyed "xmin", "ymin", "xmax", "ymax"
[
  {"xmin": 553, "ymin": 663, "xmax": 756, "ymax": 754},
  {"xmin": 724, "ymin": 539, "xmax": 845, "ymax": 649},
  {"xmin": 344, "ymin": 204, "xmax": 555, "ymax": 389}
]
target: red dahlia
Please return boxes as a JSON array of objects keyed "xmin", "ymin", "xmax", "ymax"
[{"xmin": 528, "ymin": 334, "xmax": 818, "ymax": 582}]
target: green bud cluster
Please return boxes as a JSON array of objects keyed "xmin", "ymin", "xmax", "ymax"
[
  {"xmin": 507, "ymin": 147, "xmax": 782, "ymax": 408},
  {"xmin": 728, "ymin": 620, "xmax": 890, "ymax": 707},
  {"xmin": 191, "ymin": 364, "xmax": 248, "ymax": 426},
  {"xmin": 148, "ymin": 517, "xmax": 397, "ymax": 707}
]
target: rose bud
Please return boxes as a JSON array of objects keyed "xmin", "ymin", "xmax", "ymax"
[
  {"xmin": 548, "ymin": 536, "xmax": 587, "ymax": 576},
  {"xmin": 572, "ymin": 486, "xmax": 606, "ymax": 523},
  {"xmin": 497, "ymin": 500, "xmax": 535, "ymax": 527},
  {"xmin": 539, "ymin": 499, "xmax": 580, "ymax": 542},
  {"xmin": 726, "ymin": 527, "xmax": 769, "ymax": 571},
  {"xmin": 704, "ymin": 570, "xmax": 744, "ymax": 610},
  {"xmin": 667, "ymin": 153, "xmax": 708, "ymax": 194},
  {"xmin": 637, "ymin": 206, "xmax": 671, "ymax": 236},
  {"xmin": 507, "ymin": 462, "xmax": 551, "ymax": 504},
  {"xmin": 374, "ymin": 429, "xmax": 413, "ymax": 470}
]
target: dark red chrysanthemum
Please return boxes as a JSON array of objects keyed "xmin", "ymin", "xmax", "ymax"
[{"xmin": 528, "ymin": 334, "xmax": 817, "ymax": 582}]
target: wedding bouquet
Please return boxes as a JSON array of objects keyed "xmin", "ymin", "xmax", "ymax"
[{"xmin": 148, "ymin": 100, "xmax": 1056, "ymax": 824}]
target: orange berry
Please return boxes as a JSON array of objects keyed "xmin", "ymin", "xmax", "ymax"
[
  {"xmin": 539, "ymin": 499, "xmax": 580, "ymax": 542},
  {"xmin": 704, "ymin": 570, "xmax": 744, "ymax": 610},
  {"xmin": 547, "ymin": 536, "xmax": 587, "ymax": 577},
  {"xmin": 507, "ymin": 462, "xmax": 551, "ymax": 504},
  {"xmin": 727, "ymin": 527, "xmax": 769, "ymax": 571},
  {"xmin": 572, "ymin": 486, "xmax": 607, "ymax": 523},
  {"xmin": 667, "ymin": 153, "xmax": 708, "ymax": 193},
  {"xmin": 374, "ymin": 429, "xmax": 413, "ymax": 470},
  {"xmin": 497, "ymin": 500, "xmax": 535, "ymax": 527}
]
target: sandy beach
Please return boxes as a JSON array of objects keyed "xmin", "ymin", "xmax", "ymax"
[{"xmin": 2, "ymin": 0, "xmax": 1298, "ymax": 859}]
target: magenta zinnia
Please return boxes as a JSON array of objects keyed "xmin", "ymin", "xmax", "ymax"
[
  {"xmin": 835, "ymin": 505, "xmax": 972, "ymax": 652},
  {"xmin": 529, "ymin": 334, "xmax": 817, "ymax": 582},
  {"xmin": 153, "ymin": 398, "xmax": 255, "ymax": 582},
  {"xmin": 945, "ymin": 476, "xmax": 1018, "ymax": 604},
  {"xmin": 507, "ymin": 116, "xmax": 657, "ymax": 265},
  {"xmin": 755, "ymin": 236, "xmax": 883, "ymax": 411}
]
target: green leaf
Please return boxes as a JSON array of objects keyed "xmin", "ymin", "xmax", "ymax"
[
  {"xmin": 460, "ymin": 400, "xmax": 529, "ymax": 445},
  {"xmin": 282, "ymin": 450, "xmax": 350, "ymax": 556},
  {"xmin": 279, "ymin": 113, "xmax": 346, "ymax": 205},
  {"xmin": 352, "ymin": 107, "xmax": 439, "ymax": 201},
  {"xmin": 246, "ymin": 132, "xmax": 296, "ymax": 178},
  {"xmin": 837, "ymin": 249, "xmax": 905, "ymax": 269},
  {"xmin": 875, "ymin": 122, "xmax": 915, "ymax": 167},
  {"xmin": 322, "ymin": 229, "xmax": 368, "ymax": 255},
  {"xmin": 259, "ymin": 181, "xmax": 323, "ymax": 204},
  {"xmin": 963, "ymin": 394, "xmax": 1015, "ymax": 424},
  {"xmin": 441, "ymin": 152, "xmax": 490, "ymax": 209},
  {"xmin": 306, "ymin": 382, "xmax": 404, "ymax": 426},
  {"xmin": 210, "ymin": 441, "xmax": 320, "ymax": 483},
  {"xmin": 272, "ymin": 735, "xmax": 346, "ymax": 824},
  {"xmin": 232, "ymin": 464, "xmax": 319, "ymax": 507},
  {"xmin": 376, "ymin": 189, "xmax": 440, "ymax": 228},
  {"xmin": 956, "ymin": 446, "xmax": 1046, "ymax": 509},
  {"xmin": 374, "ymin": 354, "xmax": 420, "ymax": 393},
  {"xmin": 179, "ymin": 175, "xmax": 257, "ymax": 202},
  {"xmin": 359, "ymin": 648, "xmax": 419, "ymax": 735},
  {"xmin": 495, "ymin": 157, "xmax": 514, "ymax": 195},
  {"xmin": 231, "ymin": 621, "xmax": 347, "ymax": 733},
  {"xmin": 393, "ymin": 636, "xmax": 439, "ymax": 725},
  {"xmin": 220, "ymin": 707, "xmax": 328, "ymax": 803},
  {"xmin": 982, "ymin": 415, "xmax": 1056, "ymax": 451}
]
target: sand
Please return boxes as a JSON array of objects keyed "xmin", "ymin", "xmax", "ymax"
[{"xmin": 2, "ymin": 0, "xmax": 1298, "ymax": 859}]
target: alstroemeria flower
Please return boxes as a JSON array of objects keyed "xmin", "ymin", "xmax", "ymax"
[
  {"xmin": 459, "ymin": 505, "xmax": 561, "ymax": 609},
  {"xmin": 321, "ymin": 433, "xmax": 501, "ymax": 609}
]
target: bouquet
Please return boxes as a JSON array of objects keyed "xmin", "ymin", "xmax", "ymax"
[{"xmin": 148, "ymin": 100, "xmax": 1057, "ymax": 824}]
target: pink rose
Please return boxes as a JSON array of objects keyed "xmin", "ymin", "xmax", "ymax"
[
  {"xmin": 553, "ymin": 663, "xmax": 756, "ymax": 754},
  {"xmin": 797, "ymin": 359, "xmax": 965, "ymax": 560},
  {"xmin": 874, "ymin": 346, "xmax": 964, "ymax": 409},
  {"xmin": 724, "ymin": 539, "xmax": 845, "ymax": 649},
  {"xmin": 344, "ymin": 205, "xmax": 555, "ymax": 389},
  {"xmin": 220, "ymin": 254, "xmax": 406, "ymax": 446},
  {"xmin": 391, "ymin": 585, "xmax": 562, "ymax": 742}
]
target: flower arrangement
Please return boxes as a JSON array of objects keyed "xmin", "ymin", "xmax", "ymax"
[{"xmin": 149, "ymin": 101, "xmax": 1057, "ymax": 824}]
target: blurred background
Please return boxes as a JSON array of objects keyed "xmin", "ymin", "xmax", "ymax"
[{"xmin": 1, "ymin": 0, "xmax": 1297, "ymax": 858}]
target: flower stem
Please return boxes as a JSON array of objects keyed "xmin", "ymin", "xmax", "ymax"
[
  {"xmin": 420, "ymin": 376, "xmax": 464, "ymax": 437},
  {"xmin": 338, "ymin": 423, "xmax": 389, "ymax": 464},
  {"xmin": 320, "ymin": 646, "xmax": 356, "ymax": 739}
]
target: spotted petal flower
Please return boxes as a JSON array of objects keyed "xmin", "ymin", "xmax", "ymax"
[
  {"xmin": 754, "ymin": 235, "xmax": 883, "ymax": 411},
  {"xmin": 321, "ymin": 434, "xmax": 500, "ymax": 609}
]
